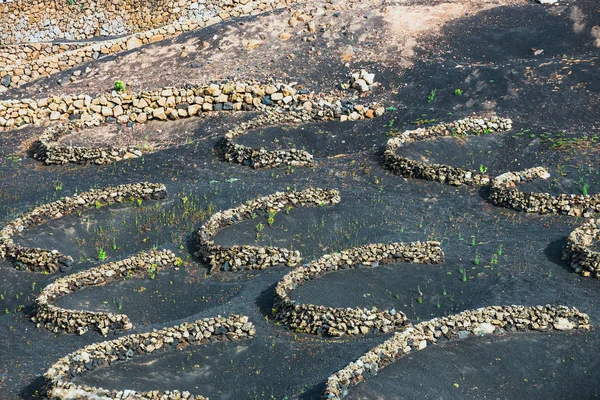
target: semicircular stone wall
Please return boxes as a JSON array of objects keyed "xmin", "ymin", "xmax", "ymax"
[
  {"xmin": 0, "ymin": 182, "xmax": 166, "ymax": 273},
  {"xmin": 274, "ymin": 242, "xmax": 444, "ymax": 336},
  {"xmin": 196, "ymin": 187, "xmax": 341, "ymax": 271}
]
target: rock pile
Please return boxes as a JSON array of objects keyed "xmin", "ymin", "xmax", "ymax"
[
  {"xmin": 383, "ymin": 116, "xmax": 512, "ymax": 186},
  {"xmin": 489, "ymin": 167, "xmax": 600, "ymax": 216},
  {"xmin": 44, "ymin": 314, "xmax": 255, "ymax": 400},
  {"xmin": 196, "ymin": 188, "xmax": 341, "ymax": 271},
  {"xmin": 323, "ymin": 305, "xmax": 591, "ymax": 399},
  {"xmin": 274, "ymin": 242, "xmax": 444, "ymax": 336},
  {"xmin": 33, "ymin": 250, "xmax": 179, "ymax": 336},
  {"xmin": 563, "ymin": 219, "xmax": 600, "ymax": 279},
  {"xmin": 0, "ymin": 182, "xmax": 166, "ymax": 272}
]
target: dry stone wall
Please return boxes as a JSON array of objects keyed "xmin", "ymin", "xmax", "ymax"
[
  {"xmin": 489, "ymin": 167, "xmax": 600, "ymax": 216},
  {"xmin": 323, "ymin": 305, "xmax": 591, "ymax": 399},
  {"xmin": 196, "ymin": 188, "xmax": 341, "ymax": 271},
  {"xmin": 563, "ymin": 219, "xmax": 600, "ymax": 279},
  {"xmin": 274, "ymin": 242, "xmax": 444, "ymax": 337},
  {"xmin": 44, "ymin": 314, "xmax": 255, "ymax": 400},
  {"xmin": 28, "ymin": 79, "xmax": 383, "ymax": 166},
  {"xmin": 0, "ymin": 182, "xmax": 166, "ymax": 272},
  {"xmin": 1, "ymin": 79, "xmax": 382, "ymax": 131},
  {"xmin": 383, "ymin": 116, "xmax": 513, "ymax": 186},
  {"xmin": 33, "ymin": 250, "xmax": 179, "ymax": 335},
  {"xmin": 0, "ymin": 0, "xmax": 293, "ymax": 44}
]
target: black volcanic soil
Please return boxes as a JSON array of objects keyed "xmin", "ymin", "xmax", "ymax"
[{"xmin": 1, "ymin": 1, "xmax": 599, "ymax": 399}]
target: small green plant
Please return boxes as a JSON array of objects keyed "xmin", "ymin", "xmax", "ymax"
[
  {"xmin": 181, "ymin": 196, "xmax": 188, "ymax": 205},
  {"xmin": 497, "ymin": 244, "xmax": 503, "ymax": 256},
  {"xmin": 174, "ymin": 257, "xmax": 183, "ymax": 267},
  {"xmin": 147, "ymin": 264, "xmax": 157, "ymax": 279},
  {"xmin": 582, "ymin": 183, "xmax": 590, "ymax": 196},
  {"xmin": 53, "ymin": 181, "xmax": 63, "ymax": 191},
  {"xmin": 427, "ymin": 88, "xmax": 437, "ymax": 103},
  {"xmin": 114, "ymin": 80, "xmax": 126, "ymax": 92},
  {"xmin": 256, "ymin": 223, "xmax": 264, "ymax": 240},
  {"xmin": 95, "ymin": 200, "xmax": 102, "ymax": 209},
  {"xmin": 454, "ymin": 88, "xmax": 463, "ymax": 96},
  {"xmin": 416, "ymin": 286, "xmax": 423, "ymax": 304},
  {"xmin": 97, "ymin": 248, "xmax": 106, "ymax": 261},
  {"xmin": 479, "ymin": 164, "xmax": 488, "ymax": 174},
  {"xmin": 471, "ymin": 236, "xmax": 476, "ymax": 246},
  {"xmin": 136, "ymin": 198, "xmax": 143, "ymax": 207},
  {"xmin": 267, "ymin": 209, "xmax": 277, "ymax": 226},
  {"xmin": 459, "ymin": 267, "xmax": 467, "ymax": 282},
  {"xmin": 474, "ymin": 252, "xmax": 480, "ymax": 265}
]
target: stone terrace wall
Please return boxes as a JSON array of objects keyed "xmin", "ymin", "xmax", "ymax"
[
  {"xmin": 0, "ymin": 0, "xmax": 293, "ymax": 44},
  {"xmin": 383, "ymin": 116, "xmax": 512, "ymax": 186},
  {"xmin": 323, "ymin": 305, "xmax": 591, "ymax": 399},
  {"xmin": 563, "ymin": 219, "xmax": 600, "ymax": 279},
  {"xmin": 489, "ymin": 167, "xmax": 600, "ymax": 216},
  {"xmin": 0, "ymin": 182, "xmax": 166, "ymax": 272},
  {"xmin": 274, "ymin": 242, "xmax": 444, "ymax": 337},
  {"xmin": 0, "ymin": 80, "xmax": 382, "ymax": 130},
  {"xmin": 196, "ymin": 188, "xmax": 341, "ymax": 271},
  {"xmin": 45, "ymin": 314, "xmax": 255, "ymax": 399},
  {"xmin": 33, "ymin": 250, "xmax": 179, "ymax": 335}
]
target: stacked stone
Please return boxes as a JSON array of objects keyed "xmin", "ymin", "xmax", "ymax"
[
  {"xmin": 196, "ymin": 188, "xmax": 341, "ymax": 271},
  {"xmin": 44, "ymin": 315, "xmax": 255, "ymax": 400},
  {"xmin": 490, "ymin": 167, "xmax": 600, "ymax": 216},
  {"xmin": 33, "ymin": 250, "xmax": 178, "ymax": 336},
  {"xmin": 563, "ymin": 219, "xmax": 600, "ymax": 279},
  {"xmin": 32, "ymin": 122, "xmax": 144, "ymax": 165},
  {"xmin": 0, "ymin": 0, "xmax": 293, "ymax": 44},
  {"xmin": 0, "ymin": 182, "xmax": 166, "ymax": 272},
  {"xmin": 323, "ymin": 305, "xmax": 591, "ymax": 399},
  {"xmin": 0, "ymin": 42, "xmax": 89, "ymax": 68},
  {"xmin": 383, "ymin": 116, "xmax": 513, "ymax": 186},
  {"xmin": 273, "ymin": 242, "xmax": 444, "ymax": 337},
  {"xmin": 221, "ymin": 109, "xmax": 313, "ymax": 169},
  {"xmin": 0, "ymin": 80, "xmax": 383, "ymax": 130}
]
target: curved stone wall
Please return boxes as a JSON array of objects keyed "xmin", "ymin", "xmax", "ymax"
[
  {"xmin": 563, "ymin": 219, "xmax": 600, "ymax": 279},
  {"xmin": 196, "ymin": 188, "xmax": 341, "ymax": 272},
  {"xmin": 0, "ymin": 182, "xmax": 166, "ymax": 272},
  {"xmin": 383, "ymin": 116, "xmax": 513, "ymax": 186},
  {"xmin": 274, "ymin": 242, "xmax": 444, "ymax": 337},
  {"xmin": 0, "ymin": 0, "xmax": 291, "ymax": 44},
  {"xmin": 323, "ymin": 305, "xmax": 591, "ymax": 399},
  {"xmin": 33, "ymin": 250, "xmax": 179, "ymax": 335},
  {"xmin": 44, "ymin": 314, "xmax": 255, "ymax": 400},
  {"xmin": 489, "ymin": 167, "xmax": 600, "ymax": 216}
]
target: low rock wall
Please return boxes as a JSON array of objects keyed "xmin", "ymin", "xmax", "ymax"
[
  {"xmin": 563, "ymin": 219, "xmax": 600, "ymax": 279},
  {"xmin": 0, "ymin": 0, "xmax": 291, "ymax": 44},
  {"xmin": 196, "ymin": 188, "xmax": 341, "ymax": 271},
  {"xmin": 489, "ymin": 167, "xmax": 600, "ymax": 216},
  {"xmin": 44, "ymin": 314, "xmax": 255, "ymax": 399},
  {"xmin": 33, "ymin": 250, "xmax": 179, "ymax": 335},
  {"xmin": 323, "ymin": 305, "xmax": 591, "ymax": 399},
  {"xmin": 383, "ymin": 116, "xmax": 512, "ymax": 186},
  {"xmin": 0, "ymin": 182, "xmax": 166, "ymax": 272},
  {"xmin": 1, "ymin": 80, "xmax": 381, "ymax": 132},
  {"xmin": 29, "ymin": 79, "xmax": 382, "ymax": 165},
  {"xmin": 274, "ymin": 242, "xmax": 444, "ymax": 336}
]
